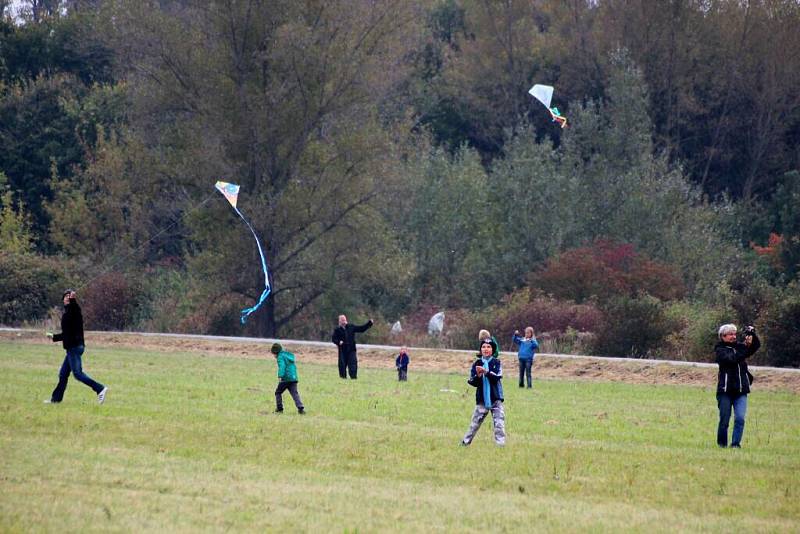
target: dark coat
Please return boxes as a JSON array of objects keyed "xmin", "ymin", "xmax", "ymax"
[
  {"xmin": 715, "ymin": 334, "xmax": 760, "ymax": 396},
  {"xmin": 52, "ymin": 301, "xmax": 85, "ymax": 350},
  {"xmin": 332, "ymin": 320, "xmax": 373, "ymax": 354},
  {"xmin": 395, "ymin": 352, "xmax": 409, "ymax": 371},
  {"xmin": 467, "ymin": 356, "xmax": 504, "ymax": 406}
]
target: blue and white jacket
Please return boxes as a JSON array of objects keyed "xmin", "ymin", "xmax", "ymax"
[
  {"xmin": 467, "ymin": 356, "xmax": 504, "ymax": 406},
  {"xmin": 512, "ymin": 334, "xmax": 539, "ymax": 361}
]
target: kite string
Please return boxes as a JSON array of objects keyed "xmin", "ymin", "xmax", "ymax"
[{"xmin": 73, "ymin": 192, "xmax": 216, "ymax": 293}]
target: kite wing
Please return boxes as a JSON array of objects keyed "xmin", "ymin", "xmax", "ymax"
[
  {"xmin": 529, "ymin": 84, "xmax": 568, "ymax": 129},
  {"xmin": 215, "ymin": 181, "xmax": 272, "ymax": 324},
  {"xmin": 215, "ymin": 181, "xmax": 240, "ymax": 208},
  {"xmin": 529, "ymin": 84, "xmax": 553, "ymax": 109}
]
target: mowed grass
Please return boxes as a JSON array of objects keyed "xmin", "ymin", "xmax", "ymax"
[{"xmin": 1, "ymin": 341, "xmax": 798, "ymax": 532}]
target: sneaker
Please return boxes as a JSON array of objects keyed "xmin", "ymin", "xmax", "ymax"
[
  {"xmin": 44, "ymin": 399, "xmax": 60, "ymax": 404},
  {"xmin": 274, "ymin": 408, "xmax": 284, "ymax": 413},
  {"xmin": 730, "ymin": 444, "xmax": 741, "ymax": 448},
  {"xmin": 459, "ymin": 440, "xmax": 469, "ymax": 447},
  {"xmin": 97, "ymin": 387, "xmax": 108, "ymax": 404},
  {"xmin": 298, "ymin": 408, "xmax": 305, "ymax": 414}
]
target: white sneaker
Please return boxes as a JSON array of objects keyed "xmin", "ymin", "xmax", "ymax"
[{"xmin": 98, "ymin": 387, "xmax": 108, "ymax": 404}]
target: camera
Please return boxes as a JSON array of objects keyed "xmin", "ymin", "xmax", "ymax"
[{"xmin": 739, "ymin": 325, "xmax": 756, "ymax": 341}]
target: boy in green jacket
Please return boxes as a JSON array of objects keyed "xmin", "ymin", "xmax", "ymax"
[{"xmin": 271, "ymin": 343, "xmax": 305, "ymax": 414}]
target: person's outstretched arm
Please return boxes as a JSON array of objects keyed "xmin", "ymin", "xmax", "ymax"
[{"xmin": 352, "ymin": 320, "xmax": 373, "ymax": 333}]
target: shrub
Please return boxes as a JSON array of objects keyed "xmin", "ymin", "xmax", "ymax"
[
  {"xmin": 663, "ymin": 301, "xmax": 733, "ymax": 362},
  {"xmin": 530, "ymin": 240, "xmax": 686, "ymax": 303},
  {"xmin": 491, "ymin": 289, "xmax": 603, "ymax": 339},
  {"xmin": 427, "ymin": 290, "xmax": 603, "ymax": 353},
  {"xmin": 0, "ymin": 252, "xmax": 66, "ymax": 325},
  {"xmin": 177, "ymin": 293, "xmax": 245, "ymax": 335},
  {"xmin": 81, "ymin": 272, "xmax": 140, "ymax": 331},
  {"xmin": 760, "ymin": 288, "xmax": 800, "ymax": 367},
  {"xmin": 591, "ymin": 295, "xmax": 679, "ymax": 358}
]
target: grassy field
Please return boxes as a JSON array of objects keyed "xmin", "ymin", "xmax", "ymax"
[{"xmin": 1, "ymin": 340, "xmax": 798, "ymax": 532}]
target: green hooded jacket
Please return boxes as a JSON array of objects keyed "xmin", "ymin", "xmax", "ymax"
[{"xmin": 276, "ymin": 350, "xmax": 299, "ymax": 382}]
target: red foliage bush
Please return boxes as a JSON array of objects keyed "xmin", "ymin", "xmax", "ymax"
[
  {"xmin": 81, "ymin": 272, "xmax": 139, "ymax": 331},
  {"xmin": 530, "ymin": 240, "xmax": 686, "ymax": 303},
  {"xmin": 491, "ymin": 290, "xmax": 603, "ymax": 339}
]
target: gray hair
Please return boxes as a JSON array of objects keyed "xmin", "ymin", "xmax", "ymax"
[{"xmin": 718, "ymin": 324, "xmax": 737, "ymax": 340}]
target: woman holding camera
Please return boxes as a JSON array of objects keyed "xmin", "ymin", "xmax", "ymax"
[{"xmin": 714, "ymin": 324, "xmax": 760, "ymax": 448}]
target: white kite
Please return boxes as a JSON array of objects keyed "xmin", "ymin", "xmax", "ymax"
[{"xmin": 529, "ymin": 84, "xmax": 568, "ymax": 128}]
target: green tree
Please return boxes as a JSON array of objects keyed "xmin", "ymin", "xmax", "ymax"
[
  {"xmin": 94, "ymin": 0, "xmax": 420, "ymax": 336},
  {"xmin": 395, "ymin": 143, "xmax": 491, "ymax": 307},
  {"xmin": 0, "ymin": 172, "xmax": 34, "ymax": 254}
]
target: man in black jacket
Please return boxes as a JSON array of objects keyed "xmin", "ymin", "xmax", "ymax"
[
  {"xmin": 331, "ymin": 314, "xmax": 373, "ymax": 379},
  {"xmin": 46, "ymin": 289, "xmax": 108, "ymax": 404},
  {"xmin": 714, "ymin": 323, "xmax": 760, "ymax": 448}
]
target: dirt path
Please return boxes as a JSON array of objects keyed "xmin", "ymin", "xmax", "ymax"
[{"xmin": 4, "ymin": 330, "xmax": 798, "ymax": 394}]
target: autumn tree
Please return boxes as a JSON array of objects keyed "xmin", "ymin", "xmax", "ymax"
[{"xmin": 91, "ymin": 0, "xmax": 421, "ymax": 336}]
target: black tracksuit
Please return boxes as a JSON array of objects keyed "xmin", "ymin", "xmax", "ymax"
[{"xmin": 331, "ymin": 320, "xmax": 373, "ymax": 379}]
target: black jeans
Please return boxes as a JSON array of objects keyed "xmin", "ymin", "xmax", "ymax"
[
  {"xmin": 275, "ymin": 381, "xmax": 304, "ymax": 411},
  {"xmin": 339, "ymin": 349, "xmax": 358, "ymax": 379},
  {"xmin": 397, "ymin": 368, "xmax": 407, "ymax": 381},
  {"xmin": 51, "ymin": 346, "xmax": 104, "ymax": 402},
  {"xmin": 518, "ymin": 359, "xmax": 533, "ymax": 388}
]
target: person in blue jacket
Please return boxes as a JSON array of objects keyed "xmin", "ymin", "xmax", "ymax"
[
  {"xmin": 512, "ymin": 327, "xmax": 539, "ymax": 389},
  {"xmin": 460, "ymin": 338, "xmax": 505, "ymax": 446},
  {"xmin": 395, "ymin": 347, "xmax": 409, "ymax": 381}
]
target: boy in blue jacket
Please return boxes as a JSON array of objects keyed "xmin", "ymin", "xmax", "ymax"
[
  {"xmin": 271, "ymin": 343, "xmax": 305, "ymax": 414},
  {"xmin": 395, "ymin": 347, "xmax": 409, "ymax": 381},
  {"xmin": 512, "ymin": 327, "xmax": 539, "ymax": 389},
  {"xmin": 460, "ymin": 338, "xmax": 505, "ymax": 446}
]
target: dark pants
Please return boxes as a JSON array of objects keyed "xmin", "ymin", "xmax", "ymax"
[
  {"xmin": 716, "ymin": 392, "xmax": 748, "ymax": 447},
  {"xmin": 518, "ymin": 359, "xmax": 533, "ymax": 388},
  {"xmin": 338, "ymin": 349, "xmax": 358, "ymax": 379},
  {"xmin": 51, "ymin": 346, "xmax": 104, "ymax": 402},
  {"xmin": 397, "ymin": 368, "xmax": 407, "ymax": 381},
  {"xmin": 275, "ymin": 381, "xmax": 304, "ymax": 411}
]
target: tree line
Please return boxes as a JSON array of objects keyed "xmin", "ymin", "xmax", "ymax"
[{"xmin": 1, "ymin": 0, "xmax": 798, "ymax": 366}]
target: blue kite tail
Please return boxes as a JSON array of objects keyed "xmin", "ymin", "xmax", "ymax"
[{"xmin": 233, "ymin": 206, "xmax": 272, "ymax": 324}]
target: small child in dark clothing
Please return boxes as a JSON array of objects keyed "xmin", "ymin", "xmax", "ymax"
[
  {"xmin": 396, "ymin": 347, "xmax": 410, "ymax": 381},
  {"xmin": 271, "ymin": 343, "xmax": 305, "ymax": 414}
]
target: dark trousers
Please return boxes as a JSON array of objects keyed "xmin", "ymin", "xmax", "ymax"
[
  {"xmin": 51, "ymin": 346, "xmax": 104, "ymax": 402},
  {"xmin": 397, "ymin": 368, "xmax": 407, "ymax": 381},
  {"xmin": 717, "ymin": 392, "xmax": 747, "ymax": 447},
  {"xmin": 275, "ymin": 381, "xmax": 304, "ymax": 411},
  {"xmin": 518, "ymin": 359, "xmax": 533, "ymax": 388},
  {"xmin": 338, "ymin": 349, "xmax": 358, "ymax": 379}
]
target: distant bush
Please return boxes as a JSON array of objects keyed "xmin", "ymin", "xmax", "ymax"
[
  {"xmin": 663, "ymin": 301, "xmax": 733, "ymax": 362},
  {"xmin": 413, "ymin": 290, "xmax": 602, "ymax": 354},
  {"xmin": 530, "ymin": 240, "xmax": 686, "ymax": 303},
  {"xmin": 591, "ymin": 295, "xmax": 679, "ymax": 358},
  {"xmin": 490, "ymin": 289, "xmax": 603, "ymax": 338},
  {"xmin": 760, "ymin": 288, "xmax": 800, "ymax": 367},
  {"xmin": 81, "ymin": 272, "xmax": 141, "ymax": 330},
  {"xmin": 0, "ymin": 252, "xmax": 66, "ymax": 325}
]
